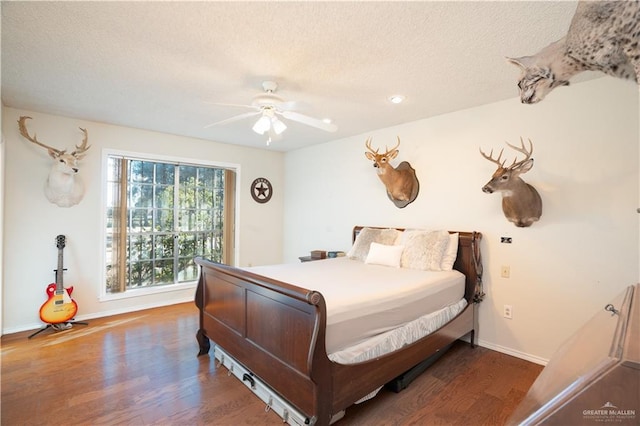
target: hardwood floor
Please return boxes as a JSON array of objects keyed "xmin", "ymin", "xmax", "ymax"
[{"xmin": 1, "ymin": 303, "xmax": 542, "ymax": 425}]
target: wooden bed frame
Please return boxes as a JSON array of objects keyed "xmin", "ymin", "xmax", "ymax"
[{"xmin": 194, "ymin": 227, "xmax": 483, "ymax": 425}]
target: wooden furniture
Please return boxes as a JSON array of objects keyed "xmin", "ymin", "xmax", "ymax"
[
  {"xmin": 194, "ymin": 227, "xmax": 483, "ymax": 425},
  {"xmin": 299, "ymin": 250, "xmax": 331, "ymax": 262},
  {"xmin": 507, "ymin": 284, "xmax": 639, "ymax": 425}
]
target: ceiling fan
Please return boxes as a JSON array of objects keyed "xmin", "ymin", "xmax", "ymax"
[{"xmin": 204, "ymin": 81, "xmax": 337, "ymax": 143}]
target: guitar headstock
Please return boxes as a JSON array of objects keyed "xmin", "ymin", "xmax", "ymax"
[{"xmin": 56, "ymin": 235, "xmax": 66, "ymax": 249}]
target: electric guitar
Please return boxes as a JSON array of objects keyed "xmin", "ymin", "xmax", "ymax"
[{"xmin": 39, "ymin": 235, "xmax": 78, "ymax": 324}]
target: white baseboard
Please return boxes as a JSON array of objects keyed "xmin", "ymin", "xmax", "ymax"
[
  {"xmin": 477, "ymin": 338, "xmax": 548, "ymax": 366},
  {"xmin": 74, "ymin": 296, "xmax": 195, "ymax": 323},
  {"xmin": 2, "ymin": 296, "xmax": 194, "ymax": 336}
]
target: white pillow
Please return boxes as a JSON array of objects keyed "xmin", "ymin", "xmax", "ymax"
[
  {"xmin": 400, "ymin": 229, "xmax": 450, "ymax": 271},
  {"xmin": 440, "ymin": 233, "xmax": 459, "ymax": 271},
  {"xmin": 365, "ymin": 242, "xmax": 404, "ymax": 267},
  {"xmin": 347, "ymin": 228, "xmax": 401, "ymax": 262}
]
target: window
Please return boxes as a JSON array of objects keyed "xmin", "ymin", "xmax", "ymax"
[{"xmin": 105, "ymin": 154, "xmax": 236, "ymax": 294}]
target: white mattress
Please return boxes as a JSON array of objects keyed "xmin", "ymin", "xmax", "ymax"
[
  {"xmin": 329, "ymin": 298, "xmax": 467, "ymax": 364},
  {"xmin": 330, "ymin": 298, "xmax": 467, "ymax": 403},
  {"xmin": 246, "ymin": 257, "xmax": 465, "ymax": 354}
]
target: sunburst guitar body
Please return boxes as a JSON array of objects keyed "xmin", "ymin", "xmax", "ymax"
[{"xmin": 39, "ymin": 235, "xmax": 78, "ymax": 324}]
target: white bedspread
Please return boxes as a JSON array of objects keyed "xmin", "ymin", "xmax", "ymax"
[{"xmin": 246, "ymin": 257, "xmax": 465, "ymax": 354}]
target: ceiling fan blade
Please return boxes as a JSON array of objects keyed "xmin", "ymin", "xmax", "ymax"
[
  {"xmin": 204, "ymin": 111, "xmax": 261, "ymax": 129},
  {"xmin": 280, "ymin": 111, "xmax": 337, "ymax": 132}
]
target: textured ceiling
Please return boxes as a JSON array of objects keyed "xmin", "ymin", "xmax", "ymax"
[{"xmin": 2, "ymin": 1, "xmax": 584, "ymax": 152}]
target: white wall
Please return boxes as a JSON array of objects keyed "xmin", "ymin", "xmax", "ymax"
[
  {"xmin": 2, "ymin": 107, "xmax": 284, "ymax": 334},
  {"xmin": 283, "ymin": 77, "xmax": 639, "ymax": 363},
  {"xmin": 0, "ymin": 125, "xmax": 4, "ymax": 336}
]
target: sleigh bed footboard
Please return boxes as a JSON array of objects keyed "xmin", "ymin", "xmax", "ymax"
[{"xmin": 194, "ymin": 257, "xmax": 334, "ymax": 424}]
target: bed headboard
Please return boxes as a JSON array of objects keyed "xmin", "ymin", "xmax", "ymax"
[{"xmin": 352, "ymin": 226, "xmax": 483, "ymax": 303}]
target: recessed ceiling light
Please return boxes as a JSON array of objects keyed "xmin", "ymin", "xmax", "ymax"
[{"xmin": 389, "ymin": 95, "xmax": 405, "ymax": 104}]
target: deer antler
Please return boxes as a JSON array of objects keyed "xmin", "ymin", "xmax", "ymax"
[
  {"xmin": 71, "ymin": 128, "xmax": 90, "ymax": 158},
  {"xmin": 479, "ymin": 146, "xmax": 506, "ymax": 168},
  {"xmin": 18, "ymin": 116, "xmax": 65, "ymax": 156},
  {"xmin": 385, "ymin": 136, "xmax": 401, "ymax": 154},
  {"xmin": 505, "ymin": 137, "xmax": 533, "ymax": 169},
  {"xmin": 367, "ymin": 136, "xmax": 401, "ymax": 156},
  {"xmin": 365, "ymin": 137, "xmax": 379, "ymax": 154}
]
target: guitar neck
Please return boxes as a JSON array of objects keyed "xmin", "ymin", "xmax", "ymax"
[
  {"xmin": 56, "ymin": 248, "xmax": 64, "ymax": 291},
  {"xmin": 55, "ymin": 235, "xmax": 66, "ymax": 291}
]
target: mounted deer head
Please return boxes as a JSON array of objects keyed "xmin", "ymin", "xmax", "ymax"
[
  {"xmin": 18, "ymin": 116, "xmax": 91, "ymax": 207},
  {"xmin": 365, "ymin": 137, "xmax": 419, "ymax": 208},
  {"xmin": 480, "ymin": 138, "xmax": 542, "ymax": 227}
]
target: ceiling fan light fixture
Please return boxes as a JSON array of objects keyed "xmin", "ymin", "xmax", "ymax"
[
  {"xmin": 271, "ymin": 117, "xmax": 287, "ymax": 135},
  {"xmin": 252, "ymin": 115, "xmax": 271, "ymax": 135},
  {"xmin": 208, "ymin": 80, "xmax": 337, "ymax": 136}
]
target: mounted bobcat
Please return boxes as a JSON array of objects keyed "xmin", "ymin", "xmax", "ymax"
[{"xmin": 508, "ymin": 0, "xmax": 639, "ymax": 104}]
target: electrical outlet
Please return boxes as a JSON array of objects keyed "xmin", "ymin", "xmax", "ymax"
[
  {"xmin": 504, "ymin": 304, "xmax": 513, "ymax": 319},
  {"xmin": 501, "ymin": 265, "xmax": 510, "ymax": 278}
]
